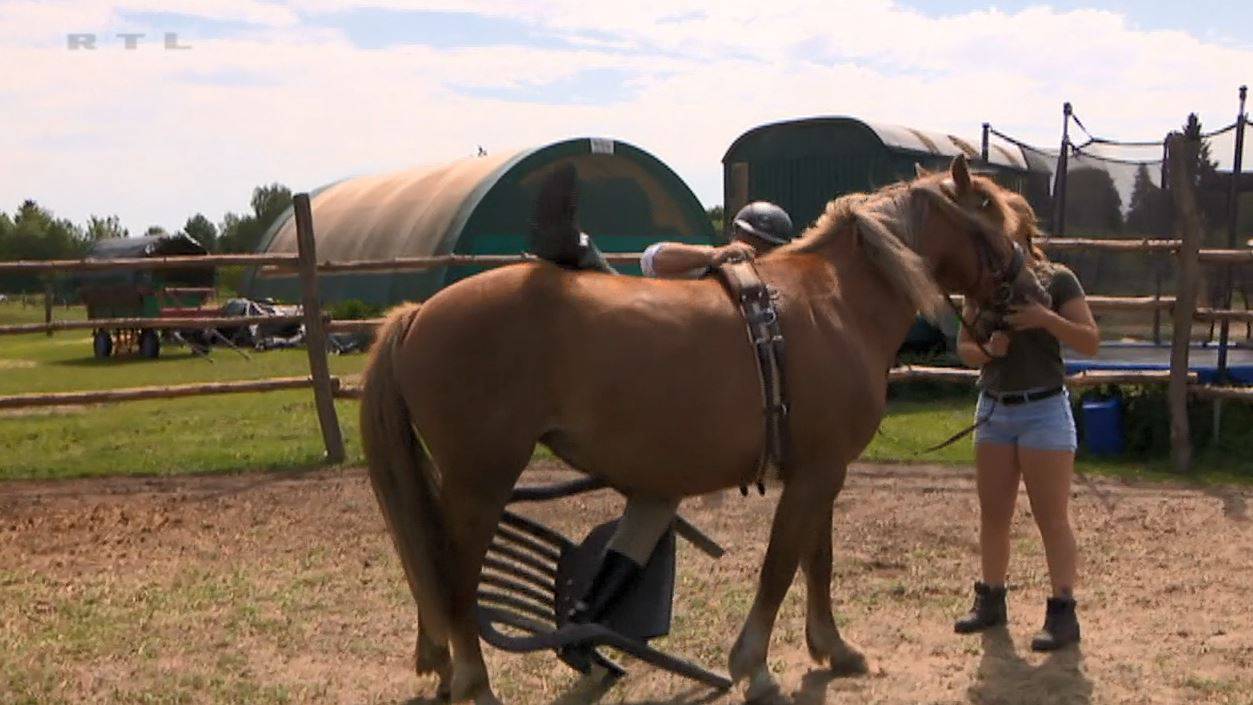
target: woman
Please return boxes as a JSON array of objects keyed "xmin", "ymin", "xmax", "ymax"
[{"xmin": 954, "ymin": 195, "xmax": 1100, "ymax": 651}]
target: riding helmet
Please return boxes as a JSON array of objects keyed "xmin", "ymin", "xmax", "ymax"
[{"xmin": 732, "ymin": 202, "xmax": 793, "ymax": 245}]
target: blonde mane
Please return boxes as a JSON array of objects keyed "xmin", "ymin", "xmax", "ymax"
[{"xmin": 782, "ymin": 181, "xmax": 944, "ymax": 320}]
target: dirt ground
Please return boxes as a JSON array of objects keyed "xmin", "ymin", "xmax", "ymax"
[{"xmin": 2, "ymin": 461, "xmax": 1250, "ymax": 705}]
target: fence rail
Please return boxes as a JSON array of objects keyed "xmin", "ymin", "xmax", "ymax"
[
  {"xmin": 1041, "ymin": 238, "xmax": 1253, "ymax": 265},
  {"xmin": 0, "ymin": 314, "xmax": 307, "ymax": 336},
  {"xmin": 2, "ymin": 161, "xmax": 1249, "ymax": 472},
  {"xmin": 0, "ymin": 376, "xmax": 331, "ymax": 410}
]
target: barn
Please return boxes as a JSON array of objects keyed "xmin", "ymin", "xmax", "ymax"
[
  {"xmin": 722, "ymin": 116, "xmax": 1051, "ymax": 234},
  {"xmin": 246, "ymin": 137, "xmax": 715, "ymax": 306}
]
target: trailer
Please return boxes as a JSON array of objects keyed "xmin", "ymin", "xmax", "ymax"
[{"xmin": 75, "ymin": 233, "xmax": 214, "ymax": 359}]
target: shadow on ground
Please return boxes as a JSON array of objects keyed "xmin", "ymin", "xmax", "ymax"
[{"xmin": 967, "ymin": 627, "xmax": 1092, "ymax": 705}]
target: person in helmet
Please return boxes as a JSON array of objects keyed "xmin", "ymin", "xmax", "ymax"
[
  {"xmin": 529, "ymin": 172, "xmax": 796, "ymax": 638},
  {"xmin": 638, "ymin": 201, "xmax": 793, "ymax": 278},
  {"xmin": 554, "ymin": 201, "xmax": 795, "ymax": 634}
]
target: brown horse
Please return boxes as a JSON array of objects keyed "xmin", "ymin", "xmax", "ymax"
[{"xmin": 360, "ymin": 155, "xmax": 1023, "ymax": 704}]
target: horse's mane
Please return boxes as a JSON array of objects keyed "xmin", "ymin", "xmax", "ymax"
[{"xmin": 780, "ymin": 181, "xmax": 945, "ymax": 320}]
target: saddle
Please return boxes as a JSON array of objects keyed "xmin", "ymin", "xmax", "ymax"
[{"xmin": 712, "ymin": 259, "xmax": 791, "ymax": 494}]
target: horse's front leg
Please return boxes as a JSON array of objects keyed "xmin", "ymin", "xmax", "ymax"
[
  {"xmin": 801, "ymin": 496, "xmax": 868, "ymax": 675},
  {"xmin": 729, "ymin": 471, "xmax": 838, "ymax": 701}
]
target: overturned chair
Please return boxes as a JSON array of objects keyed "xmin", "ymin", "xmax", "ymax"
[{"xmin": 476, "ymin": 476, "xmax": 732, "ymax": 690}]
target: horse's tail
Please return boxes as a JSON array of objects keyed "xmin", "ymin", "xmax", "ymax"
[{"xmin": 360, "ymin": 303, "xmax": 451, "ymax": 651}]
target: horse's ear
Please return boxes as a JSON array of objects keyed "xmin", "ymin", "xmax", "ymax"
[
  {"xmin": 914, "ymin": 163, "xmax": 930, "ymax": 179},
  {"xmin": 950, "ymin": 154, "xmax": 972, "ymax": 195}
]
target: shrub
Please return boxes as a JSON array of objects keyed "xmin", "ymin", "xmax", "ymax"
[{"xmin": 326, "ymin": 299, "xmax": 383, "ymax": 321}]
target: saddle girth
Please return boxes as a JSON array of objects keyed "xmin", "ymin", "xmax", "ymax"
[{"xmin": 713, "ymin": 260, "xmax": 790, "ymax": 496}]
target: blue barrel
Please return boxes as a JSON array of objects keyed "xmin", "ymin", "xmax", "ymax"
[{"xmin": 1081, "ymin": 396, "xmax": 1125, "ymax": 456}]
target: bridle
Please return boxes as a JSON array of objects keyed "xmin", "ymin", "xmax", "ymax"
[{"xmin": 920, "ymin": 181, "xmax": 1027, "ymax": 359}]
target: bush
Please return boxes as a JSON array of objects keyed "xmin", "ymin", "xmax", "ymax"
[
  {"xmin": 1073, "ymin": 385, "xmax": 1252, "ymax": 460},
  {"xmin": 326, "ymin": 299, "xmax": 383, "ymax": 321}
]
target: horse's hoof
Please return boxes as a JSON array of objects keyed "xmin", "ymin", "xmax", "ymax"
[
  {"xmin": 472, "ymin": 691, "xmax": 505, "ymax": 705},
  {"xmin": 729, "ymin": 629, "xmax": 768, "ymax": 683},
  {"xmin": 828, "ymin": 640, "xmax": 869, "ymax": 677},
  {"xmin": 744, "ymin": 666, "xmax": 784, "ymax": 705}
]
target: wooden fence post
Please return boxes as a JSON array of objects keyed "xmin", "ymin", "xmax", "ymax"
[
  {"xmin": 43, "ymin": 281, "xmax": 53, "ymax": 337},
  {"xmin": 293, "ymin": 193, "xmax": 346, "ymax": 463},
  {"xmin": 1166, "ymin": 133, "xmax": 1204, "ymax": 473}
]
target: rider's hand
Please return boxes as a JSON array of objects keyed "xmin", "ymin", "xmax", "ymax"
[
  {"xmin": 712, "ymin": 241, "xmax": 757, "ymax": 265},
  {"xmin": 985, "ymin": 331, "xmax": 1011, "ymax": 358}
]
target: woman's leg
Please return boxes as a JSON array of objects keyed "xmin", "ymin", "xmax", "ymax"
[
  {"xmin": 1018, "ymin": 447, "xmax": 1077, "ymax": 596},
  {"xmin": 974, "ymin": 442, "xmax": 1021, "ymax": 586}
]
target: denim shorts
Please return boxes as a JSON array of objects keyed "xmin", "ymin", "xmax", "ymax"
[{"xmin": 973, "ymin": 388, "xmax": 1077, "ymax": 452}]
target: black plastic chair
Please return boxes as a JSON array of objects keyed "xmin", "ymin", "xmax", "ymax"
[{"xmin": 476, "ymin": 476, "xmax": 732, "ymax": 690}]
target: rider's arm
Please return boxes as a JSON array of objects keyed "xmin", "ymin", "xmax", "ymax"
[{"xmin": 642, "ymin": 242, "xmax": 718, "ymax": 278}]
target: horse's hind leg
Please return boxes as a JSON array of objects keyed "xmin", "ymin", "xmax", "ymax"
[
  {"xmin": 439, "ymin": 450, "xmax": 530, "ymax": 705},
  {"xmin": 801, "ymin": 497, "xmax": 868, "ymax": 675},
  {"xmin": 729, "ymin": 470, "xmax": 841, "ymax": 702}
]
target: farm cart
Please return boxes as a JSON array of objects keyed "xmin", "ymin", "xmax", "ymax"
[{"xmin": 75, "ymin": 233, "xmax": 215, "ymax": 359}]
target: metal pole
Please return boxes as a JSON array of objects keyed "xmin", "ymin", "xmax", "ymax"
[
  {"xmin": 981, "ymin": 122, "xmax": 990, "ymax": 164},
  {"xmin": 1212, "ymin": 86, "xmax": 1247, "ymax": 444},
  {"xmin": 1216, "ymin": 86, "xmax": 1247, "ymax": 382},
  {"xmin": 1051, "ymin": 102, "xmax": 1072, "ymax": 236}
]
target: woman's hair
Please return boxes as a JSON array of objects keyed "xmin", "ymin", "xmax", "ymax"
[{"xmin": 1003, "ymin": 192, "xmax": 1048, "ymax": 263}]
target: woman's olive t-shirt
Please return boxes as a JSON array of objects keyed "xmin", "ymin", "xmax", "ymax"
[{"xmin": 978, "ymin": 264, "xmax": 1085, "ymax": 393}]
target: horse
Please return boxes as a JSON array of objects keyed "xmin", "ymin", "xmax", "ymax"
[{"xmin": 360, "ymin": 155, "xmax": 1025, "ymax": 704}]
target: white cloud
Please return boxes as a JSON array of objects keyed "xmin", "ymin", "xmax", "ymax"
[{"xmin": 0, "ymin": 0, "xmax": 1248, "ymax": 234}]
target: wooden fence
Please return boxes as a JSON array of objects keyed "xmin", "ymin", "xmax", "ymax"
[{"xmin": 0, "ymin": 136, "xmax": 1247, "ymax": 471}]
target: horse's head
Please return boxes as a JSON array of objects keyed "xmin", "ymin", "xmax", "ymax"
[{"xmin": 909, "ymin": 156, "xmax": 1039, "ymax": 317}]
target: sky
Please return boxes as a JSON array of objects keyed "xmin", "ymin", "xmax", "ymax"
[{"xmin": 0, "ymin": 0, "xmax": 1249, "ymax": 235}]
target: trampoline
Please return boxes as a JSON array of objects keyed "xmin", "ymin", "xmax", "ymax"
[{"xmin": 1065, "ymin": 341, "xmax": 1253, "ymax": 384}]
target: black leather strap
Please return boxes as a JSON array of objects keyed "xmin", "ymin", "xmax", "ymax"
[{"xmin": 714, "ymin": 260, "xmax": 789, "ymax": 495}]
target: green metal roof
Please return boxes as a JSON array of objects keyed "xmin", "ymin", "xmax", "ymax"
[
  {"xmin": 723, "ymin": 116, "xmax": 1046, "ymax": 233},
  {"xmin": 246, "ymin": 137, "xmax": 714, "ymax": 306}
]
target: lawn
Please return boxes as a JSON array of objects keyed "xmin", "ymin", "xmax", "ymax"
[
  {"xmin": 0, "ymin": 301, "xmax": 367, "ymax": 479},
  {"xmin": 2, "ymin": 301, "xmax": 1249, "ymax": 483}
]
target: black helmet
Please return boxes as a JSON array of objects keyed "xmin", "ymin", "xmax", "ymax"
[{"xmin": 731, "ymin": 201, "xmax": 792, "ymax": 245}]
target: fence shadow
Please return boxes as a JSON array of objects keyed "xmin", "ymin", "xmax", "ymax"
[{"xmin": 967, "ymin": 626, "xmax": 1092, "ymax": 705}]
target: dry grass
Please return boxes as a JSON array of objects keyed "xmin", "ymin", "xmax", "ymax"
[{"xmin": 3, "ymin": 461, "xmax": 1251, "ymax": 704}]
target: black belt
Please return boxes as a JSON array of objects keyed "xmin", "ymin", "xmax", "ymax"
[{"xmin": 982, "ymin": 386, "xmax": 1064, "ymax": 406}]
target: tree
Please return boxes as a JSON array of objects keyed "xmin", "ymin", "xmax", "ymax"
[
  {"xmin": 218, "ymin": 183, "xmax": 292, "ymax": 253},
  {"xmin": 707, "ymin": 205, "xmax": 724, "ymax": 234},
  {"xmin": 144, "ymin": 225, "xmax": 169, "ymax": 237},
  {"xmin": 182, "ymin": 213, "xmax": 218, "ymax": 252},
  {"xmin": 85, "ymin": 214, "xmax": 127, "ymax": 241},
  {"xmin": 1180, "ymin": 113, "xmax": 1227, "ymax": 244},
  {"xmin": 0, "ymin": 200, "xmax": 88, "ymax": 292},
  {"xmin": 251, "ymin": 183, "xmax": 292, "ymax": 233},
  {"xmin": 1125, "ymin": 165, "xmax": 1172, "ymax": 236},
  {"xmin": 1063, "ymin": 168, "xmax": 1123, "ymax": 235}
]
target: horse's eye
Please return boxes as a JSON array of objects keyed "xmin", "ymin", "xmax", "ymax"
[{"xmin": 979, "ymin": 197, "xmax": 991, "ymax": 209}]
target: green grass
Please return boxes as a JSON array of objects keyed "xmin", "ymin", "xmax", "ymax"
[
  {"xmin": 0, "ymin": 301, "xmax": 366, "ymax": 479},
  {"xmin": 2, "ymin": 300, "xmax": 1249, "ymax": 483},
  {"xmin": 866, "ymin": 389, "xmax": 1253, "ymax": 484}
]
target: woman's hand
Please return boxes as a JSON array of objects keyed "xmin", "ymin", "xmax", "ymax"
[
  {"xmin": 985, "ymin": 331, "xmax": 1011, "ymax": 357},
  {"xmin": 1005, "ymin": 302, "xmax": 1055, "ymax": 331}
]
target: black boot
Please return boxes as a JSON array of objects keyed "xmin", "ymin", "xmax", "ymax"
[
  {"xmin": 567, "ymin": 549, "xmax": 642, "ymax": 625},
  {"xmin": 954, "ymin": 581, "xmax": 1007, "ymax": 634},
  {"xmin": 1031, "ymin": 596, "xmax": 1081, "ymax": 651},
  {"xmin": 558, "ymin": 550, "xmax": 641, "ymax": 674},
  {"xmin": 530, "ymin": 164, "xmax": 617, "ymax": 274}
]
